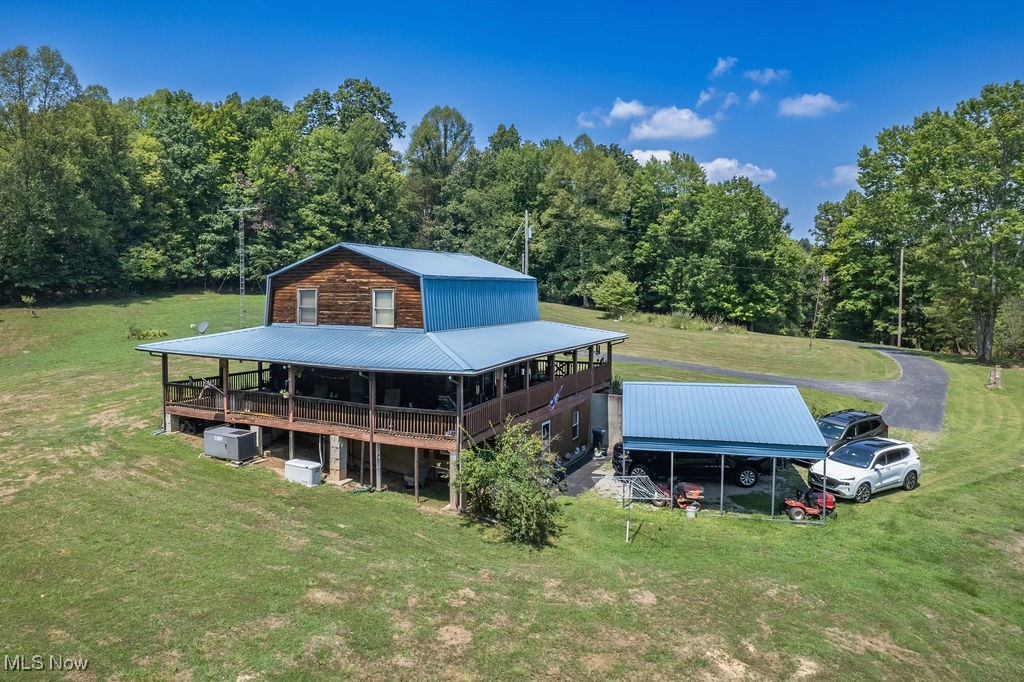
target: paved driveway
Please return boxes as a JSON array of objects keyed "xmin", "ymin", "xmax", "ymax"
[{"xmin": 618, "ymin": 347, "xmax": 949, "ymax": 432}]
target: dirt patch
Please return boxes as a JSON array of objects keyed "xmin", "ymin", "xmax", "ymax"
[
  {"xmin": 991, "ymin": 531, "xmax": 1024, "ymax": 571},
  {"xmin": 792, "ymin": 657, "xmax": 820, "ymax": 679},
  {"xmin": 629, "ymin": 588, "xmax": 658, "ymax": 607},
  {"xmin": 304, "ymin": 588, "xmax": 348, "ymax": 606},
  {"xmin": 448, "ymin": 587, "xmax": 477, "ymax": 607},
  {"xmin": 825, "ymin": 627, "xmax": 925, "ymax": 666},
  {"xmin": 437, "ymin": 625, "xmax": 472, "ymax": 650},
  {"xmin": 589, "ymin": 588, "xmax": 618, "ymax": 605},
  {"xmin": 582, "ymin": 652, "xmax": 617, "ymax": 675}
]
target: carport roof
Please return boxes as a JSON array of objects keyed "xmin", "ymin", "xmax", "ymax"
[{"xmin": 622, "ymin": 382, "xmax": 828, "ymax": 460}]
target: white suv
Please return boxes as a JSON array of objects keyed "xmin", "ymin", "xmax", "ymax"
[{"xmin": 807, "ymin": 438, "xmax": 920, "ymax": 503}]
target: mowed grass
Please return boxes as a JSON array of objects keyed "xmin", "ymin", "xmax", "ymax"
[
  {"xmin": 0, "ymin": 293, "xmax": 1022, "ymax": 680},
  {"xmin": 541, "ymin": 302, "xmax": 900, "ymax": 381}
]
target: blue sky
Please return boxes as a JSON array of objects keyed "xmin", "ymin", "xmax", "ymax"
[{"xmin": 4, "ymin": 0, "xmax": 1024, "ymax": 238}]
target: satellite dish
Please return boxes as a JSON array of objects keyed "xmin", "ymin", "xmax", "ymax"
[{"xmin": 198, "ymin": 321, "xmax": 209, "ymax": 334}]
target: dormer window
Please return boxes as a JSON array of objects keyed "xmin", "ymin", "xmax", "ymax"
[
  {"xmin": 297, "ymin": 288, "xmax": 317, "ymax": 325},
  {"xmin": 373, "ymin": 289, "xmax": 395, "ymax": 328}
]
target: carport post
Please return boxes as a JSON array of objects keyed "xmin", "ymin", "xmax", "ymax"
[
  {"xmin": 770, "ymin": 458, "xmax": 776, "ymax": 518},
  {"xmin": 720, "ymin": 456, "xmax": 725, "ymax": 515},
  {"xmin": 669, "ymin": 452, "xmax": 674, "ymax": 512},
  {"xmin": 822, "ymin": 457, "xmax": 828, "ymax": 526}
]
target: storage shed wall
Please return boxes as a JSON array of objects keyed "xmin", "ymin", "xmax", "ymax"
[{"xmin": 268, "ymin": 248, "xmax": 424, "ymax": 328}]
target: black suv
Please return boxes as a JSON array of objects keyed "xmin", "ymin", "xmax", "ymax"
[
  {"xmin": 815, "ymin": 410, "xmax": 889, "ymax": 454},
  {"xmin": 612, "ymin": 443, "xmax": 772, "ymax": 488}
]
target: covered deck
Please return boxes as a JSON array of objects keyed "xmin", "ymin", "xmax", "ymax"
[{"xmin": 161, "ymin": 348, "xmax": 613, "ymax": 446}]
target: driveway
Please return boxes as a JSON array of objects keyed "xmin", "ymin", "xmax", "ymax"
[{"xmin": 618, "ymin": 347, "xmax": 949, "ymax": 432}]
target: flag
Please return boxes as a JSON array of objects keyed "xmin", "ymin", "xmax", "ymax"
[{"xmin": 548, "ymin": 385, "xmax": 564, "ymax": 411}]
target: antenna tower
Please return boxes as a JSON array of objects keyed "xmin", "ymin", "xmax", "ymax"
[{"xmin": 223, "ymin": 206, "xmax": 257, "ymax": 327}]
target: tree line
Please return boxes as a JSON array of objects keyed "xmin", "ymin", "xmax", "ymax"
[{"xmin": 1, "ymin": 45, "xmax": 1021, "ymax": 362}]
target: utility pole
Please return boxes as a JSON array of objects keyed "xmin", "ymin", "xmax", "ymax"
[
  {"xmin": 897, "ymin": 246, "xmax": 905, "ymax": 348},
  {"xmin": 523, "ymin": 210, "xmax": 530, "ymax": 275},
  {"xmin": 223, "ymin": 206, "xmax": 257, "ymax": 327},
  {"xmin": 809, "ymin": 270, "xmax": 827, "ymax": 349}
]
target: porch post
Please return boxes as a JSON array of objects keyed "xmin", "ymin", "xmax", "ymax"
[
  {"xmin": 448, "ymin": 449, "xmax": 458, "ymax": 510},
  {"xmin": 588, "ymin": 346, "xmax": 595, "ymax": 388},
  {"xmin": 547, "ymin": 354, "xmax": 555, "ymax": 382},
  {"xmin": 413, "ymin": 447, "xmax": 420, "ymax": 503},
  {"xmin": 454, "ymin": 376, "xmax": 465, "ymax": 510},
  {"xmin": 368, "ymin": 372, "xmax": 377, "ymax": 489},
  {"xmin": 571, "ymin": 349, "xmax": 578, "ymax": 375},
  {"xmin": 329, "ymin": 435, "xmax": 342, "ymax": 482},
  {"xmin": 287, "ymin": 365, "xmax": 295, "ymax": 460},
  {"xmin": 497, "ymin": 368, "xmax": 505, "ymax": 420},
  {"xmin": 160, "ymin": 354, "xmax": 168, "ymax": 430},
  {"xmin": 220, "ymin": 358, "xmax": 230, "ymax": 414}
]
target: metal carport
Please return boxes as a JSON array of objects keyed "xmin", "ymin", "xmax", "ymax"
[{"xmin": 622, "ymin": 382, "xmax": 829, "ymax": 521}]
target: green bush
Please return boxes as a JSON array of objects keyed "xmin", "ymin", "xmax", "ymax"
[
  {"xmin": 456, "ymin": 418, "xmax": 562, "ymax": 546},
  {"xmin": 127, "ymin": 326, "xmax": 169, "ymax": 340}
]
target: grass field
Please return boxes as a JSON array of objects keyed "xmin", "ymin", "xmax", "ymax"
[
  {"xmin": 1, "ymin": 293, "xmax": 1021, "ymax": 680},
  {"xmin": 541, "ymin": 302, "xmax": 900, "ymax": 381}
]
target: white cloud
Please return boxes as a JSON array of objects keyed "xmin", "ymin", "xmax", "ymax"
[
  {"xmin": 576, "ymin": 110, "xmax": 600, "ymax": 128},
  {"xmin": 748, "ymin": 89, "xmax": 762, "ymax": 105},
  {"xmin": 630, "ymin": 149, "xmax": 673, "ymax": 165},
  {"xmin": 577, "ymin": 98, "xmax": 648, "ymax": 129},
  {"xmin": 821, "ymin": 164, "xmax": 859, "ymax": 187},
  {"xmin": 778, "ymin": 93, "xmax": 846, "ymax": 117},
  {"xmin": 743, "ymin": 68, "xmax": 790, "ymax": 85},
  {"xmin": 696, "ymin": 88, "xmax": 716, "ymax": 108},
  {"xmin": 700, "ymin": 157, "xmax": 777, "ymax": 184},
  {"xmin": 609, "ymin": 97, "xmax": 648, "ymax": 120},
  {"xmin": 630, "ymin": 106, "xmax": 716, "ymax": 140},
  {"xmin": 710, "ymin": 56, "xmax": 737, "ymax": 78},
  {"xmin": 721, "ymin": 92, "xmax": 740, "ymax": 111}
]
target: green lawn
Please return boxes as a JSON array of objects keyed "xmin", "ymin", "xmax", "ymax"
[
  {"xmin": 541, "ymin": 302, "xmax": 900, "ymax": 381},
  {"xmin": 1, "ymin": 293, "xmax": 1021, "ymax": 680}
]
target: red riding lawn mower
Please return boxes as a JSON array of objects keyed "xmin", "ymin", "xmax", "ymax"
[
  {"xmin": 652, "ymin": 481, "xmax": 705, "ymax": 510},
  {"xmin": 781, "ymin": 487, "xmax": 837, "ymax": 521}
]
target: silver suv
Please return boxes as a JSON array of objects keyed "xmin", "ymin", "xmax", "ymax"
[{"xmin": 808, "ymin": 438, "xmax": 920, "ymax": 503}]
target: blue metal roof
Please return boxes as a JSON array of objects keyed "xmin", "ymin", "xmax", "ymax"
[
  {"xmin": 422, "ymin": 278, "xmax": 539, "ymax": 331},
  {"xmin": 138, "ymin": 321, "xmax": 626, "ymax": 374},
  {"xmin": 622, "ymin": 382, "xmax": 828, "ymax": 460},
  {"xmin": 267, "ymin": 242, "xmax": 532, "ymax": 281}
]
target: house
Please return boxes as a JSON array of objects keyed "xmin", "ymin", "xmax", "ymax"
[{"xmin": 137, "ymin": 242, "xmax": 627, "ymax": 507}]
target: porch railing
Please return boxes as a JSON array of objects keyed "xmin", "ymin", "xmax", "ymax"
[
  {"xmin": 295, "ymin": 396, "xmax": 370, "ymax": 431},
  {"xmin": 167, "ymin": 358, "xmax": 611, "ymax": 441},
  {"xmin": 376, "ymin": 405, "xmax": 457, "ymax": 440}
]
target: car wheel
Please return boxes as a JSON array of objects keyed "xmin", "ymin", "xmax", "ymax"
[
  {"xmin": 787, "ymin": 506, "xmax": 806, "ymax": 521},
  {"xmin": 630, "ymin": 464, "xmax": 651, "ymax": 478},
  {"xmin": 902, "ymin": 471, "xmax": 918, "ymax": 491},
  {"xmin": 735, "ymin": 466, "xmax": 759, "ymax": 488},
  {"xmin": 855, "ymin": 482, "xmax": 871, "ymax": 503}
]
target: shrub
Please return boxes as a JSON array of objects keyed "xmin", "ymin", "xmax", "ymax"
[
  {"xmin": 456, "ymin": 418, "xmax": 562, "ymax": 546},
  {"xmin": 592, "ymin": 271, "xmax": 638, "ymax": 318},
  {"xmin": 127, "ymin": 326, "xmax": 169, "ymax": 340}
]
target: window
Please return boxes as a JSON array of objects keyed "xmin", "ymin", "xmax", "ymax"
[
  {"xmin": 373, "ymin": 289, "xmax": 395, "ymax": 328},
  {"xmin": 540, "ymin": 420, "xmax": 551, "ymax": 443},
  {"xmin": 297, "ymin": 289, "xmax": 317, "ymax": 325},
  {"xmin": 572, "ymin": 410, "xmax": 580, "ymax": 440}
]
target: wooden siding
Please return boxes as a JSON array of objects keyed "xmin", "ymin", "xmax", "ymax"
[{"xmin": 269, "ymin": 247, "xmax": 423, "ymax": 328}]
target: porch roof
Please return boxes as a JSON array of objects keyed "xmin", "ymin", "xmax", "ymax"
[{"xmin": 137, "ymin": 321, "xmax": 626, "ymax": 375}]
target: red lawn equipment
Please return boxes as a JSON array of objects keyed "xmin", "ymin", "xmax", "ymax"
[{"xmin": 781, "ymin": 487, "xmax": 836, "ymax": 521}]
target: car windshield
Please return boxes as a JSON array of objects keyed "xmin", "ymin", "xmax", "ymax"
[
  {"xmin": 816, "ymin": 420, "xmax": 846, "ymax": 440},
  {"xmin": 830, "ymin": 441, "xmax": 879, "ymax": 468}
]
